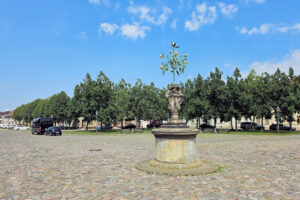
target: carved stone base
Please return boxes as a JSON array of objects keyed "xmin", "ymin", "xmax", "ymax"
[
  {"xmin": 135, "ymin": 159, "xmax": 220, "ymax": 176},
  {"xmin": 152, "ymin": 127, "xmax": 199, "ymax": 164}
]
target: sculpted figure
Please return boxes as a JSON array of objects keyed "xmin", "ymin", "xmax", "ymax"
[{"xmin": 165, "ymin": 84, "xmax": 183, "ymax": 123}]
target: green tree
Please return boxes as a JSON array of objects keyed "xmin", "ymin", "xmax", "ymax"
[
  {"xmin": 295, "ymin": 74, "xmax": 300, "ymax": 113},
  {"xmin": 180, "ymin": 79, "xmax": 195, "ymax": 124},
  {"xmin": 280, "ymin": 68, "xmax": 298, "ymax": 131},
  {"xmin": 129, "ymin": 79, "xmax": 147, "ymax": 128},
  {"xmin": 225, "ymin": 68, "xmax": 243, "ymax": 131},
  {"xmin": 79, "ymin": 73, "xmax": 97, "ymax": 130},
  {"xmin": 95, "ymin": 71, "xmax": 115, "ymax": 127},
  {"xmin": 269, "ymin": 69, "xmax": 290, "ymax": 132},
  {"xmin": 13, "ymin": 104, "xmax": 26, "ymax": 122},
  {"xmin": 19, "ymin": 99, "xmax": 41, "ymax": 125},
  {"xmin": 206, "ymin": 68, "xmax": 226, "ymax": 132},
  {"xmin": 32, "ymin": 99, "xmax": 50, "ymax": 118},
  {"xmin": 143, "ymin": 82, "xmax": 168, "ymax": 122},
  {"xmin": 115, "ymin": 79, "xmax": 132, "ymax": 128},
  {"xmin": 254, "ymin": 73, "xmax": 273, "ymax": 132},
  {"xmin": 180, "ymin": 74, "xmax": 208, "ymax": 129},
  {"xmin": 239, "ymin": 69, "xmax": 258, "ymax": 122},
  {"xmin": 48, "ymin": 91, "xmax": 70, "ymax": 125},
  {"xmin": 66, "ymin": 85, "xmax": 82, "ymax": 128}
]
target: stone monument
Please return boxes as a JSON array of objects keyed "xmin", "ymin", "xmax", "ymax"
[
  {"xmin": 136, "ymin": 42, "xmax": 219, "ymax": 175},
  {"xmin": 136, "ymin": 84, "xmax": 219, "ymax": 176}
]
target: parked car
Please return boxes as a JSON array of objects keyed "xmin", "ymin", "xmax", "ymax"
[
  {"xmin": 200, "ymin": 124, "xmax": 215, "ymax": 130},
  {"xmin": 96, "ymin": 125, "xmax": 113, "ymax": 131},
  {"xmin": 45, "ymin": 127, "xmax": 62, "ymax": 136},
  {"xmin": 7, "ymin": 124, "xmax": 15, "ymax": 129},
  {"xmin": 240, "ymin": 122, "xmax": 264, "ymax": 130},
  {"xmin": 147, "ymin": 120, "xmax": 162, "ymax": 128},
  {"xmin": 269, "ymin": 124, "xmax": 296, "ymax": 131},
  {"xmin": 14, "ymin": 125, "xmax": 30, "ymax": 130},
  {"xmin": 32, "ymin": 117, "xmax": 53, "ymax": 135},
  {"xmin": 122, "ymin": 124, "xmax": 136, "ymax": 129},
  {"xmin": 0, "ymin": 124, "xmax": 7, "ymax": 128}
]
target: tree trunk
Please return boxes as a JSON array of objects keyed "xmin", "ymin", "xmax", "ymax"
[
  {"xmin": 235, "ymin": 118, "xmax": 238, "ymax": 132},
  {"xmin": 289, "ymin": 120, "xmax": 292, "ymax": 132},
  {"xmin": 261, "ymin": 114, "xmax": 264, "ymax": 132},
  {"xmin": 213, "ymin": 118, "xmax": 217, "ymax": 133},
  {"xmin": 199, "ymin": 117, "xmax": 201, "ymax": 133},
  {"xmin": 138, "ymin": 118, "xmax": 141, "ymax": 129},
  {"xmin": 230, "ymin": 118, "xmax": 233, "ymax": 130},
  {"xmin": 86, "ymin": 121, "xmax": 89, "ymax": 131},
  {"xmin": 276, "ymin": 105, "xmax": 280, "ymax": 133}
]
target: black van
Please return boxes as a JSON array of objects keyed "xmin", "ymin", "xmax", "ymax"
[
  {"xmin": 240, "ymin": 122, "xmax": 264, "ymax": 130},
  {"xmin": 32, "ymin": 117, "xmax": 53, "ymax": 135}
]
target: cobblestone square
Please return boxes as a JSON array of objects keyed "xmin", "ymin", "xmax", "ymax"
[{"xmin": 0, "ymin": 130, "xmax": 299, "ymax": 199}]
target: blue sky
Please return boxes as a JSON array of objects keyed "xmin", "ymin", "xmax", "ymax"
[{"xmin": 0, "ymin": 0, "xmax": 300, "ymax": 111}]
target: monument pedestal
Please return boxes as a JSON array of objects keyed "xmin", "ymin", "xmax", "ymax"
[
  {"xmin": 153, "ymin": 126, "xmax": 198, "ymax": 164},
  {"xmin": 135, "ymin": 84, "xmax": 219, "ymax": 176},
  {"xmin": 136, "ymin": 124, "xmax": 219, "ymax": 176}
]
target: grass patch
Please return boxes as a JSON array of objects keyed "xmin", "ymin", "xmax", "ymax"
[
  {"xmin": 226, "ymin": 130, "xmax": 300, "ymax": 136},
  {"xmin": 63, "ymin": 129, "xmax": 152, "ymax": 135},
  {"xmin": 63, "ymin": 128, "xmax": 300, "ymax": 136}
]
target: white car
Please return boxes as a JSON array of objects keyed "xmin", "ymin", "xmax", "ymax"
[
  {"xmin": 8, "ymin": 124, "xmax": 15, "ymax": 129},
  {"xmin": 1, "ymin": 124, "xmax": 9, "ymax": 129},
  {"xmin": 0, "ymin": 124, "xmax": 7, "ymax": 128},
  {"xmin": 14, "ymin": 125, "xmax": 30, "ymax": 130}
]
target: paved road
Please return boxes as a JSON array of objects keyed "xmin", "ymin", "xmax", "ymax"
[{"xmin": 0, "ymin": 130, "xmax": 299, "ymax": 200}]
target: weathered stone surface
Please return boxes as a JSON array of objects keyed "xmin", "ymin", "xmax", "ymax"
[
  {"xmin": 152, "ymin": 127, "xmax": 199, "ymax": 164},
  {"xmin": 0, "ymin": 130, "xmax": 299, "ymax": 199},
  {"xmin": 136, "ymin": 159, "xmax": 219, "ymax": 176},
  {"xmin": 142, "ymin": 83, "xmax": 205, "ymax": 174},
  {"xmin": 165, "ymin": 84, "xmax": 183, "ymax": 124},
  {"xmin": 154, "ymin": 136, "xmax": 197, "ymax": 163}
]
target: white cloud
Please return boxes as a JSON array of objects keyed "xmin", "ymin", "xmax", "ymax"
[
  {"xmin": 114, "ymin": 2, "xmax": 120, "ymax": 10},
  {"xmin": 89, "ymin": 0, "xmax": 100, "ymax": 5},
  {"xmin": 78, "ymin": 32, "xmax": 87, "ymax": 39},
  {"xmin": 185, "ymin": 2, "xmax": 217, "ymax": 31},
  {"xmin": 240, "ymin": 27, "xmax": 248, "ymax": 34},
  {"xmin": 239, "ymin": 23, "xmax": 300, "ymax": 35},
  {"xmin": 254, "ymin": 0, "xmax": 266, "ymax": 4},
  {"xmin": 98, "ymin": 22, "xmax": 150, "ymax": 39},
  {"xmin": 277, "ymin": 23, "xmax": 300, "ymax": 33},
  {"xmin": 99, "ymin": 23, "xmax": 118, "ymax": 35},
  {"xmin": 245, "ymin": 0, "xmax": 266, "ymax": 4},
  {"xmin": 88, "ymin": 0, "xmax": 109, "ymax": 6},
  {"xmin": 128, "ymin": 5, "xmax": 172, "ymax": 26},
  {"xmin": 250, "ymin": 49, "xmax": 300, "ymax": 75},
  {"xmin": 218, "ymin": 2, "xmax": 238, "ymax": 17},
  {"xmin": 120, "ymin": 22, "xmax": 150, "ymax": 39},
  {"xmin": 170, "ymin": 19, "xmax": 177, "ymax": 29}
]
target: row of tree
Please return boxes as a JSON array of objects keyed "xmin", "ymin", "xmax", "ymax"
[
  {"xmin": 13, "ymin": 71, "xmax": 168, "ymax": 129},
  {"xmin": 13, "ymin": 68, "xmax": 300, "ymax": 131},
  {"xmin": 181, "ymin": 67, "xmax": 300, "ymax": 132}
]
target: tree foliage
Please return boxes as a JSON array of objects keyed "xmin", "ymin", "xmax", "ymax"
[{"xmin": 12, "ymin": 67, "xmax": 300, "ymax": 132}]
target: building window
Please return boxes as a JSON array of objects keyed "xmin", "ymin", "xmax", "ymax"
[{"xmin": 297, "ymin": 116, "xmax": 300, "ymax": 124}]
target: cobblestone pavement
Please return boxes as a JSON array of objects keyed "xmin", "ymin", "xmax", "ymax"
[{"xmin": 0, "ymin": 130, "xmax": 299, "ymax": 200}]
